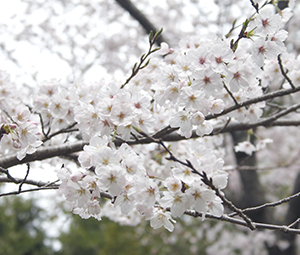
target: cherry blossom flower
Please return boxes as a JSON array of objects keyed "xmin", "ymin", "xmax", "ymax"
[
  {"xmin": 110, "ymin": 103, "xmax": 134, "ymax": 126},
  {"xmin": 94, "ymin": 147, "xmax": 121, "ymax": 174},
  {"xmin": 254, "ymin": 6, "xmax": 282, "ymax": 36},
  {"xmin": 179, "ymin": 86, "xmax": 205, "ymax": 111},
  {"xmin": 207, "ymin": 196, "xmax": 223, "ymax": 217},
  {"xmin": 192, "ymin": 68, "xmax": 223, "ymax": 92},
  {"xmin": 128, "ymin": 178, "xmax": 159, "ymax": 210},
  {"xmin": 114, "ymin": 182, "xmax": 136, "ymax": 214},
  {"xmin": 187, "ymin": 46, "xmax": 211, "ymax": 70},
  {"xmin": 49, "ymin": 93, "xmax": 70, "ymax": 118},
  {"xmin": 195, "ymin": 121, "xmax": 213, "ymax": 137},
  {"xmin": 190, "ymin": 111, "xmax": 205, "ymax": 125},
  {"xmin": 165, "ymin": 177, "xmax": 182, "ymax": 193},
  {"xmin": 97, "ymin": 165, "xmax": 126, "ymax": 196},
  {"xmin": 174, "ymin": 54, "xmax": 193, "ymax": 77},
  {"xmin": 163, "ymin": 81, "xmax": 182, "ymax": 103},
  {"xmin": 172, "ymin": 164, "xmax": 200, "ymax": 184},
  {"xmin": 256, "ymin": 138, "xmax": 273, "ymax": 151},
  {"xmin": 12, "ymin": 106, "xmax": 31, "ymax": 124},
  {"xmin": 169, "ymin": 110, "xmax": 193, "ymax": 138},
  {"xmin": 158, "ymin": 42, "xmax": 174, "ymax": 55},
  {"xmin": 160, "ymin": 191, "xmax": 193, "ymax": 217},
  {"xmin": 252, "ymin": 37, "xmax": 281, "ymax": 67},
  {"xmin": 210, "ymin": 40, "xmax": 234, "ymax": 72},
  {"xmin": 227, "ymin": 61, "xmax": 253, "ymax": 92},
  {"xmin": 209, "ymin": 99, "xmax": 225, "ymax": 114},
  {"xmin": 234, "ymin": 141, "xmax": 257, "ymax": 155},
  {"xmin": 147, "ymin": 208, "xmax": 176, "ymax": 232},
  {"xmin": 187, "ymin": 182, "xmax": 216, "ymax": 214}
]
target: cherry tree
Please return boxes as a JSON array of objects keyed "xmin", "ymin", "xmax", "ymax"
[{"xmin": 1, "ymin": 0, "xmax": 300, "ymax": 254}]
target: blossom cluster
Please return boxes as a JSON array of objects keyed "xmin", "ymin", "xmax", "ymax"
[
  {"xmin": 0, "ymin": 70, "xmax": 42, "ymax": 160},
  {"xmin": 58, "ymin": 137, "xmax": 227, "ymax": 231},
  {"xmin": 0, "ymin": 2, "xmax": 295, "ymax": 232},
  {"xmin": 55, "ymin": 3, "xmax": 294, "ymax": 230}
]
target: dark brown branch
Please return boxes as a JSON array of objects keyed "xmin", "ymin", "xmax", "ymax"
[
  {"xmin": 0, "ymin": 140, "xmax": 88, "ymax": 169},
  {"xmin": 184, "ymin": 210, "xmax": 300, "ymax": 234},
  {"xmin": 42, "ymin": 122, "xmax": 78, "ymax": 142},
  {"xmin": 0, "ymin": 187, "xmax": 58, "ymax": 197},
  {"xmin": 18, "ymin": 163, "xmax": 30, "ymax": 193},
  {"xmin": 250, "ymin": 0, "xmax": 259, "ymax": 12},
  {"xmin": 224, "ymin": 82, "xmax": 239, "ymax": 105},
  {"xmin": 0, "ymin": 177, "xmax": 60, "ymax": 197},
  {"xmin": 278, "ymin": 54, "xmax": 295, "ymax": 89},
  {"xmin": 228, "ymin": 191, "xmax": 300, "ymax": 217},
  {"xmin": 115, "ymin": 0, "xmax": 167, "ymax": 45},
  {"xmin": 0, "ymin": 177, "xmax": 60, "ymax": 188},
  {"xmin": 206, "ymin": 85, "xmax": 300, "ymax": 121},
  {"xmin": 2, "ymin": 116, "xmax": 300, "ymax": 171}
]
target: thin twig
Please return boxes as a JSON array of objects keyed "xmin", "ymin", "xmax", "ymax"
[
  {"xmin": 205, "ymin": 85, "xmax": 300, "ymax": 120},
  {"xmin": 18, "ymin": 163, "xmax": 30, "ymax": 193},
  {"xmin": 42, "ymin": 122, "xmax": 78, "ymax": 142},
  {"xmin": 278, "ymin": 54, "xmax": 295, "ymax": 89},
  {"xmin": 184, "ymin": 210, "xmax": 300, "ymax": 234},
  {"xmin": 38, "ymin": 112, "xmax": 49, "ymax": 139},
  {"xmin": 214, "ymin": 118, "xmax": 232, "ymax": 135},
  {"xmin": 0, "ymin": 166, "xmax": 18, "ymax": 183},
  {"xmin": 288, "ymin": 218, "xmax": 300, "ymax": 228},
  {"xmin": 223, "ymin": 82, "xmax": 239, "ymax": 105},
  {"xmin": 250, "ymin": 0, "xmax": 259, "ymax": 12},
  {"xmin": 228, "ymin": 191, "xmax": 300, "ymax": 217},
  {"xmin": 200, "ymin": 171, "xmax": 256, "ymax": 230},
  {"xmin": 120, "ymin": 28, "xmax": 163, "ymax": 89},
  {"xmin": 0, "ymin": 187, "xmax": 59, "ymax": 197},
  {"xmin": 0, "ymin": 177, "xmax": 60, "ymax": 187}
]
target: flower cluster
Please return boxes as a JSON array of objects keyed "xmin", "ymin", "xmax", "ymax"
[
  {"xmin": 54, "ymin": 3, "xmax": 293, "ymax": 231},
  {"xmin": 0, "ymin": 70, "xmax": 42, "ymax": 160},
  {"xmin": 58, "ymin": 136, "xmax": 227, "ymax": 231},
  {"xmin": 0, "ymin": 2, "xmax": 294, "ymax": 232}
]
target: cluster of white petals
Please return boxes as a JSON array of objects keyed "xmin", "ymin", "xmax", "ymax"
[{"xmin": 0, "ymin": 2, "xmax": 295, "ymax": 233}]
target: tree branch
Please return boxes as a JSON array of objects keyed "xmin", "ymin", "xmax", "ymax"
[
  {"xmin": 185, "ymin": 210, "xmax": 300, "ymax": 234},
  {"xmin": 228, "ymin": 191, "xmax": 300, "ymax": 217},
  {"xmin": 206, "ymin": 86, "xmax": 300, "ymax": 120},
  {"xmin": 0, "ymin": 141, "xmax": 88, "ymax": 169},
  {"xmin": 115, "ymin": 0, "xmax": 168, "ymax": 45},
  {"xmin": 2, "ymin": 117, "xmax": 300, "ymax": 170}
]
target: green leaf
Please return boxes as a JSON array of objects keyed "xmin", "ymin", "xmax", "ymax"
[
  {"xmin": 153, "ymin": 28, "xmax": 163, "ymax": 41},
  {"xmin": 141, "ymin": 58, "xmax": 151, "ymax": 69},
  {"xmin": 149, "ymin": 30, "xmax": 154, "ymax": 43}
]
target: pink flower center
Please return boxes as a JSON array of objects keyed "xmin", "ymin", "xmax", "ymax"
[
  {"xmin": 203, "ymin": 76, "xmax": 211, "ymax": 84},
  {"xmin": 134, "ymin": 102, "xmax": 141, "ymax": 109},
  {"xmin": 258, "ymin": 46, "xmax": 266, "ymax": 54},
  {"xmin": 262, "ymin": 18, "xmax": 269, "ymax": 27},
  {"xmin": 199, "ymin": 58, "xmax": 206, "ymax": 65},
  {"xmin": 215, "ymin": 57, "xmax": 222, "ymax": 64},
  {"xmin": 118, "ymin": 112, "xmax": 125, "ymax": 120},
  {"xmin": 233, "ymin": 72, "xmax": 240, "ymax": 79}
]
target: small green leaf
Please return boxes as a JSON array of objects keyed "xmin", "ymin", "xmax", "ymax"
[
  {"xmin": 150, "ymin": 47, "xmax": 161, "ymax": 53},
  {"xmin": 242, "ymin": 19, "xmax": 249, "ymax": 30},
  {"xmin": 140, "ymin": 53, "xmax": 146, "ymax": 61},
  {"xmin": 149, "ymin": 30, "xmax": 154, "ymax": 43},
  {"xmin": 132, "ymin": 62, "xmax": 137, "ymax": 72},
  {"xmin": 153, "ymin": 28, "xmax": 163, "ymax": 41},
  {"xmin": 141, "ymin": 58, "xmax": 151, "ymax": 69}
]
